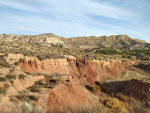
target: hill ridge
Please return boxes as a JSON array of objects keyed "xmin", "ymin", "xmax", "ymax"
[{"xmin": 0, "ymin": 33, "xmax": 149, "ymax": 49}]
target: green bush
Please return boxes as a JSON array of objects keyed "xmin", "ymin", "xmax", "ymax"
[
  {"xmin": 0, "ymin": 77, "xmax": 6, "ymax": 82},
  {"xmin": 16, "ymin": 94, "xmax": 39, "ymax": 101},
  {"xmin": 6, "ymin": 74, "xmax": 16, "ymax": 79},
  {"xmin": 35, "ymin": 79, "xmax": 45, "ymax": 86},
  {"xmin": 0, "ymin": 87, "xmax": 7, "ymax": 95},
  {"xmin": 16, "ymin": 94, "xmax": 29, "ymax": 102},
  {"xmin": 28, "ymin": 85, "xmax": 41, "ymax": 92},
  {"xmin": 19, "ymin": 74, "xmax": 26, "ymax": 80},
  {"xmin": 96, "ymin": 49, "xmax": 120, "ymax": 55},
  {"xmin": 0, "ymin": 55, "xmax": 11, "ymax": 68},
  {"xmin": 14, "ymin": 61, "xmax": 19, "ymax": 66},
  {"xmin": 29, "ymin": 95, "xmax": 39, "ymax": 101},
  {"xmin": 4, "ymin": 83, "xmax": 10, "ymax": 88},
  {"xmin": 9, "ymin": 68, "xmax": 15, "ymax": 73}
]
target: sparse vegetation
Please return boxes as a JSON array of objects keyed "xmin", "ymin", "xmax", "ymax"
[
  {"xmin": 0, "ymin": 87, "xmax": 7, "ymax": 95},
  {"xmin": 9, "ymin": 68, "xmax": 15, "ymax": 73},
  {"xmin": 0, "ymin": 84, "xmax": 10, "ymax": 95},
  {"xmin": 86, "ymin": 84, "xmax": 101, "ymax": 93},
  {"xmin": 47, "ymin": 104, "xmax": 104, "ymax": 113},
  {"xmin": 18, "ymin": 74, "xmax": 26, "ymax": 80},
  {"xmin": 0, "ymin": 55, "xmax": 11, "ymax": 68},
  {"xmin": 28, "ymin": 84, "xmax": 41, "ymax": 92},
  {"xmin": 115, "ymin": 93, "xmax": 135, "ymax": 104},
  {"xmin": 16, "ymin": 94, "xmax": 39, "ymax": 101},
  {"xmin": 14, "ymin": 61, "xmax": 19, "ymax": 66},
  {"xmin": 4, "ymin": 83, "xmax": 10, "ymax": 88},
  {"xmin": 0, "ymin": 34, "xmax": 150, "ymax": 113},
  {"xmin": 35, "ymin": 79, "xmax": 45, "ymax": 86},
  {"xmin": 0, "ymin": 77, "xmax": 6, "ymax": 82},
  {"xmin": 6, "ymin": 74, "xmax": 16, "ymax": 79},
  {"xmin": 96, "ymin": 49, "xmax": 150, "ymax": 60},
  {"xmin": 104, "ymin": 98, "xmax": 124, "ymax": 110}
]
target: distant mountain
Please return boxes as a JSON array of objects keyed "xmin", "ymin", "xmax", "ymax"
[{"xmin": 0, "ymin": 33, "xmax": 149, "ymax": 49}]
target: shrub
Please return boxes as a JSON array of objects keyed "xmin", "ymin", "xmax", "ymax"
[
  {"xmin": 9, "ymin": 68, "xmax": 15, "ymax": 73},
  {"xmin": 28, "ymin": 85, "xmax": 41, "ymax": 92},
  {"xmin": 10, "ymin": 80, "xmax": 14, "ymax": 85},
  {"xmin": 25, "ymin": 72, "xmax": 31, "ymax": 75},
  {"xmin": 16, "ymin": 94, "xmax": 29, "ymax": 102},
  {"xmin": 86, "ymin": 84, "xmax": 101, "ymax": 93},
  {"xmin": 19, "ymin": 58, "xmax": 24, "ymax": 62},
  {"xmin": 45, "ymin": 79, "xmax": 60, "ymax": 89},
  {"xmin": 6, "ymin": 74, "xmax": 16, "ymax": 79},
  {"xmin": 32, "ymin": 106, "xmax": 43, "ymax": 113},
  {"xmin": 0, "ymin": 87, "xmax": 7, "ymax": 95},
  {"xmin": 115, "ymin": 93, "xmax": 135, "ymax": 104},
  {"xmin": 96, "ymin": 49, "xmax": 120, "ymax": 55},
  {"xmin": 0, "ymin": 55, "xmax": 11, "ymax": 68},
  {"xmin": 4, "ymin": 83, "xmax": 10, "ymax": 88},
  {"xmin": 14, "ymin": 61, "xmax": 19, "ymax": 66},
  {"xmin": 0, "ymin": 77, "xmax": 6, "ymax": 82},
  {"xmin": 19, "ymin": 74, "xmax": 26, "ymax": 80},
  {"xmin": 91, "ymin": 85, "xmax": 101, "ymax": 93},
  {"xmin": 29, "ymin": 95, "xmax": 39, "ymax": 101},
  {"xmin": 130, "ymin": 101, "xmax": 147, "ymax": 113},
  {"xmin": 16, "ymin": 95, "xmax": 39, "ymax": 101},
  {"xmin": 35, "ymin": 79, "xmax": 45, "ymax": 86},
  {"xmin": 18, "ymin": 102, "xmax": 33, "ymax": 113},
  {"xmin": 104, "ymin": 98, "xmax": 123, "ymax": 110}
]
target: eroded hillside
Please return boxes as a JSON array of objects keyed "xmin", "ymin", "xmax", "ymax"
[{"xmin": 0, "ymin": 34, "xmax": 150, "ymax": 113}]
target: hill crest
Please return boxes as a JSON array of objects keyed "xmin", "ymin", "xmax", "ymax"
[{"xmin": 0, "ymin": 33, "xmax": 149, "ymax": 49}]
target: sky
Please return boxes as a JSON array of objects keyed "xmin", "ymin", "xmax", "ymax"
[{"xmin": 0, "ymin": 0, "xmax": 150, "ymax": 42}]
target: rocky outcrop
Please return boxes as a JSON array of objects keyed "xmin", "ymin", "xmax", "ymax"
[{"xmin": 19, "ymin": 58, "xmax": 136, "ymax": 83}]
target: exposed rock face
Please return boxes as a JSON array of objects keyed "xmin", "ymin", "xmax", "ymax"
[
  {"xmin": 19, "ymin": 58, "xmax": 136, "ymax": 83},
  {"xmin": 19, "ymin": 59, "xmax": 70, "ymax": 74},
  {"xmin": 123, "ymin": 79, "xmax": 150, "ymax": 106}
]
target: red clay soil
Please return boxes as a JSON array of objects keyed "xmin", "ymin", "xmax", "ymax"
[
  {"xmin": 18, "ymin": 58, "xmax": 137, "ymax": 112},
  {"xmin": 46, "ymin": 83, "xmax": 99, "ymax": 112},
  {"xmin": 19, "ymin": 58, "xmax": 136, "ymax": 84}
]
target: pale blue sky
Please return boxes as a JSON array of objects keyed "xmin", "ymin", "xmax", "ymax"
[{"xmin": 0, "ymin": 0, "xmax": 150, "ymax": 42}]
